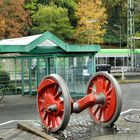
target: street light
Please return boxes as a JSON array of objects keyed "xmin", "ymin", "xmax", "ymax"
[{"xmin": 114, "ymin": 24, "xmax": 122, "ymax": 49}]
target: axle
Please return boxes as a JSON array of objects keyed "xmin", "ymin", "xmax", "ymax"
[{"xmin": 72, "ymin": 93, "xmax": 106, "ymax": 113}]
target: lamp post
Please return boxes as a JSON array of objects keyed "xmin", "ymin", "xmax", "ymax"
[{"xmin": 114, "ymin": 24, "xmax": 122, "ymax": 49}]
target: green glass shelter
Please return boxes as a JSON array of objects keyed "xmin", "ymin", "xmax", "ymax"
[{"xmin": 0, "ymin": 32, "xmax": 100, "ymax": 97}]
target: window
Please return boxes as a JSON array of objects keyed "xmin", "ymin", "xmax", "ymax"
[
  {"xmin": 98, "ymin": 57, "xmax": 106, "ymax": 64},
  {"xmin": 124, "ymin": 57, "xmax": 128, "ymax": 66},
  {"xmin": 107, "ymin": 57, "xmax": 114, "ymax": 66},
  {"xmin": 116, "ymin": 57, "xmax": 123, "ymax": 66}
]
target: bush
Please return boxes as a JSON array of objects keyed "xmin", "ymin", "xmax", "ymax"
[{"xmin": 0, "ymin": 71, "xmax": 10, "ymax": 87}]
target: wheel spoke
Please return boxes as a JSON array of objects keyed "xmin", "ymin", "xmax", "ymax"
[
  {"xmin": 54, "ymin": 91, "xmax": 62, "ymax": 99},
  {"xmin": 47, "ymin": 113, "xmax": 51, "ymax": 127},
  {"xmin": 59, "ymin": 115, "xmax": 63, "ymax": 121},
  {"xmin": 38, "ymin": 98, "xmax": 44, "ymax": 103},
  {"xmin": 105, "ymin": 80, "xmax": 111, "ymax": 92},
  {"xmin": 89, "ymin": 87, "xmax": 93, "ymax": 92},
  {"xmin": 40, "ymin": 107, "xmax": 45, "ymax": 112},
  {"xmin": 52, "ymin": 84, "xmax": 59, "ymax": 95},
  {"xmin": 52, "ymin": 115, "xmax": 56, "ymax": 128},
  {"xmin": 98, "ymin": 108, "xmax": 103, "ymax": 121},
  {"xmin": 49, "ymin": 86, "xmax": 53, "ymax": 94},
  {"xmin": 44, "ymin": 112, "xmax": 48, "ymax": 120},
  {"xmin": 45, "ymin": 88, "xmax": 50, "ymax": 95},
  {"xmin": 42, "ymin": 88, "xmax": 48, "ymax": 98},
  {"xmin": 89, "ymin": 87, "xmax": 96, "ymax": 94},
  {"xmin": 39, "ymin": 105, "xmax": 45, "ymax": 112},
  {"xmin": 55, "ymin": 116, "xmax": 60, "ymax": 126},
  {"xmin": 101, "ymin": 109, "xmax": 105, "ymax": 121},
  {"xmin": 101, "ymin": 76, "xmax": 106, "ymax": 90},
  {"xmin": 95, "ymin": 78, "xmax": 104, "ymax": 92},
  {"xmin": 106, "ymin": 85, "xmax": 113, "ymax": 95},
  {"xmin": 94, "ymin": 105, "xmax": 100, "ymax": 115}
]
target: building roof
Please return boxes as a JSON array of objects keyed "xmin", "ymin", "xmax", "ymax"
[{"xmin": 0, "ymin": 31, "xmax": 100, "ymax": 54}]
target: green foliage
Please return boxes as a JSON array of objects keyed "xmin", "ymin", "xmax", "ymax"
[
  {"xmin": 135, "ymin": 33, "xmax": 140, "ymax": 48},
  {"xmin": 134, "ymin": 0, "xmax": 140, "ymax": 34},
  {"xmin": 24, "ymin": 0, "xmax": 39, "ymax": 15},
  {"xmin": 103, "ymin": 0, "xmax": 140, "ymax": 46},
  {"xmin": 49, "ymin": 0, "xmax": 77, "ymax": 27},
  {"xmin": 0, "ymin": 71, "xmax": 10, "ymax": 87},
  {"xmin": 39, "ymin": 0, "xmax": 77, "ymax": 27},
  {"xmin": 31, "ymin": 5, "xmax": 73, "ymax": 40},
  {"xmin": 1, "ymin": 0, "xmax": 140, "ymax": 46},
  {"xmin": 103, "ymin": 0, "xmax": 127, "ymax": 45}
]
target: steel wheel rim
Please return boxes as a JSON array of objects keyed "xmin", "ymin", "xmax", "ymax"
[
  {"xmin": 86, "ymin": 72, "xmax": 122, "ymax": 126},
  {"xmin": 37, "ymin": 74, "xmax": 71, "ymax": 132}
]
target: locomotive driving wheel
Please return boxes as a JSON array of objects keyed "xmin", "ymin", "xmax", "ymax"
[
  {"xmin": 37, "ymin": 74, "xmax": 71, "ymax": 132},
  {"xmin": 87, "ymin": 72, "xmax": 122, "ymax": 126}
]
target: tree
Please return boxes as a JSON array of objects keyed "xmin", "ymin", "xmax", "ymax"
[
  {"xmin": 134, "ymin": 0, "xmax": 140, "ymax": 34},
  {"xmin": 35, "ymin": 0, "xmax": 77, "ymax": 27},
  {"xmin": 75, "ymin": 0, "xmax": 107, "ymax": 44},
  {"xmin": 48, "ymin": 0, "xmax": 77, "ymax": 27},
  {"xmin": 103, "ymin": 0, "xmax": 127, "ymax": 45},
  {"xmin": 24, "ymin": 0, "xmax": 38, "ymax": 15},
  {"xmin": 31, "ymin": 5, "xmax": 73, "ymax": 40},
  {"xmin": 0, "ymin": 0, "xmax": 31, "ymax": 39}
]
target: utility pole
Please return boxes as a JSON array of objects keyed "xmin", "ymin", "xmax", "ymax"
[{"xmin": 127, "ymin": 0, "xmax": 136, "ymax": 71}]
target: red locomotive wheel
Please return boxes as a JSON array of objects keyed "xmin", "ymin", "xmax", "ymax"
[
  {"xmin": 87, "ymin": 72, "xmax": 122, "ymax": 126},
  {"xmin": 37, "ymin": 74, "xmax": 71, "ymax": 132}
]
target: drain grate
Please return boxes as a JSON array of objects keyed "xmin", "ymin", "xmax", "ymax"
[{"xmin": 124, "ymin": 114, "xmax": 140, "ymax": 123}]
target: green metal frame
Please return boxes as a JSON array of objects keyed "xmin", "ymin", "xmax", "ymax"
[
  {"xmin": 0, "ymin": 32, "xmax": 100, "ymax": 96},
  {"xmin": 0, "ymin": 31, "xmax": 100, "ymax": 54},
  {"xmin": 21, "ymin": 58, "xmax": 24, "ymax": 96}
]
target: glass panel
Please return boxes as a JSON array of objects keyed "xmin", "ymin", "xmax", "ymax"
[
  {"xmin": 50, "ymin": 57, "xmax": 55, "ymax": 73},
  {"xmin": 124, "ymin": 57, "xmax": 128, "ymax": 66},
  {"xmin": 98, "ymin": 57, "xmax": 106, "ymax": 64},
  {"xmin": 116, "ymin": 57, "xmax": 123, "ymax": 66},
  {"xmin": 107, "ymin": 57, "xmax": 115, "ymax": 66}
]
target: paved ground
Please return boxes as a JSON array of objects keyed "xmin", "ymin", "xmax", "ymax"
[{"xmin": 0, "ymin": 83, "xmax": 140, "ymax": 139}]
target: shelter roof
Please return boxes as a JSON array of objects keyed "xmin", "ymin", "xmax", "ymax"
[{"xmin": 0, "ymin": 31, "xmax": 100, "ymax": 54}]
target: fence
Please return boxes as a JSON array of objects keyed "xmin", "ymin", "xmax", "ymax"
[{"xmin": 0, "ymin": 55, "xmax": 95, "ymax": 98}]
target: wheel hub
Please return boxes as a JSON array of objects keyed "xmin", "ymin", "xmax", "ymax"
[{"xmin": 48, "ymin": 104, "xmax": 57, "ymax": 112}]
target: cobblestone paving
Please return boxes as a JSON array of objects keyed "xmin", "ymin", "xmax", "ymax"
[
  {"xmin": 1, "ymin": 114, "xmax": 140, "ymax": 140},
  {"xmin": 50, "ymin": 114, "xmax": 140, "ymax": 140},
  {"xmin": 56, "ymin": 115, "xmax": 117, "ymax": 140}
]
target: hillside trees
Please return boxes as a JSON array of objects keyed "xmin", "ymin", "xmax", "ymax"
[
  {"xmin": 103, "ymin": 0, "xmax": 127, "ymax": 44},
  {"xmin": 134, "ymin": 0, "xmax": 140, "ymax": 34},
  {"xmin": 103, "ymin": 0, "xmax": 140, "ymax": 46},
  {"xmin": 24, "ymin": 0, "xmax": 76, "ymax": 40},
  {"xmin": 0, "ymin": 0, "xmax": 31, "ymax": 39},
  {"xmin": 31, "ymin": 5, "xmax": 73, "ymax": 40},
  {"xmin": 75, "ymin": 0, "xmax": 107, "ymax": 44},
  {"xmin": 24, "ymin": 0, "xmax": 38, "ymax": 15},
  {"xmin": 45, "ymin": 0, "xmax": 77, "ymax": 27}
]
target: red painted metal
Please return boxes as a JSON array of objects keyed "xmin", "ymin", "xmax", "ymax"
[
  {"xmin": 87, "ymin": 75, "xmax": 116, "ymax": 123},
  {"xmin": 72, "ymin": 94, "xmax": 96, "ymax": 113},
  {"xmin": 37, "ymin": 78, "xmax": 64, "ymax": 130},
  {"xmin": 37, "ymin": 73, "xmax": 121, "ymax": 132}
]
